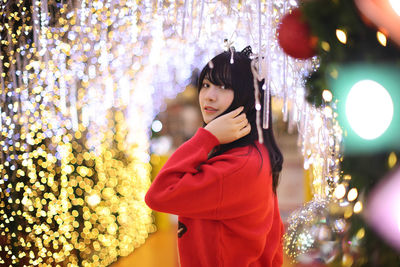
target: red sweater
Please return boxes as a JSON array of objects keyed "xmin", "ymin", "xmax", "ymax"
[{"xmin": 145, "ymin": 128, "xmax": 284, "ymax": 267}]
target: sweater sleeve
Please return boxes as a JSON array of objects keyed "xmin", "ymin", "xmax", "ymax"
[{"xmin": 145, "ymin": 127, "xmax": 256, "ymax": 219}]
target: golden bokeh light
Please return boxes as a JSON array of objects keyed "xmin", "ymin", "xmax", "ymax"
[{"xmin": 0, "ymin": 0, "xmax": 155, "ymax": 265}]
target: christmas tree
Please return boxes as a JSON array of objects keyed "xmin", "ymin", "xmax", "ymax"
[{"xmin": 281, "ymin": 0, "xmax": 400, "ymax": 266}]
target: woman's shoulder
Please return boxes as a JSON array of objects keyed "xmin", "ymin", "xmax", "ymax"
[
  {"xmin": 206, "ymin": 144, "xmax": 273, "ymax": 189},
  {"xmin": 209, "ymin": 144, "xmax": 265, "ymax": 171}
]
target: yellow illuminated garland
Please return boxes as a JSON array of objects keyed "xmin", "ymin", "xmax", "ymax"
[{"xmin": 0, "ymin": 0, "xmax": 155, "ymax": 265}]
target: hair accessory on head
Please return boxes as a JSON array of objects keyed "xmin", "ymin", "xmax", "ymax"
[
  {"xmin": 223, "ymin": 39, "xmax": 236, "ymax": 64},
  {"xmin": 224, "ymin": 38, "xmax": 234, "ymax": 50},
  {"xmin": 249, "ymin": 50, "xmax": 271, "ymax": 143},
  {"xmin": 250, "ymin": 59, "xmax": 264, "ymax": 144},
  {"xmin": 240, "ymin": 46, "xmax": 253, "ymax": 57},
  {"xmin": 229, "ymin": 46, "xmax": 235, "ymax": 64}
]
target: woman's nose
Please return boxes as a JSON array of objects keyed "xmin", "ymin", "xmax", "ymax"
[{"xmin": 204, "ymin": 87, "xmax": 217, "ymax": 101}]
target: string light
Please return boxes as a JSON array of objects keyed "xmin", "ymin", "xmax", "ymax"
[
  {"xmin": 354, "ymin": 201, "xmax": 363, "ymax": 213},
  {"xmin": 336, "ymin": 29, "xmax": 347, "ymax": 44},
  {"xmin": 300, "ymin": 104, "xmax": 342, "ymax": 198},
  {"xmin": 347, "ymin": 188, "xmax": 358, "ymax": 202},
  {"xmin": 322, "ymin": 89, "xmax": 333, "ymax": 102},
  {"xmin": 356, "ymin": 228, "xmax": 365, "ymax": 239},
  {"xmin": 334, "ymin": 184, "xmax": 346, "ymax": 199},
  {"xmin": 388, "ymin": 152, "xmax": 397, "ymax": 168},
  {"xmin": 377, "ymin": 31, "xmax": 387, "ymax": 46},
  {"xmin": 321, "ymin": 41, "xmax": 331, "ymax": 52},
  {"xmin": 151, "ymin": 120, "xmax": 163, "ymax": 133}
]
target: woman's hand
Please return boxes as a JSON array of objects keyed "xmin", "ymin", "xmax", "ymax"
[{"xmin": 204, "ymin": 106, "xmax": 251, "ymax": 144}]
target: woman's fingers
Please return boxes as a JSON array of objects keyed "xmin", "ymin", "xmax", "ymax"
[
  {"xmin": 235, "ymin": 113, "xmax": 246, "ymax": 121},
  {"xmin": 229, "ymin": 106, "xmax": 244, "ymax": 118},
  {"xmin": 229, "ymin": 110, "xmax": 248, "ymax": 134},
  {"xmin": 232, "ymin": 113, "xmax": 247, "ymax": 126},
  {"xmin": 203, "ymin": 106, "xmax": 251, "ymax": 144},
  {"xmin": 239, "ymin": 123, "xmax": 251, "ymax": 137},
  {"xmin": 237, "ymin": 116, "xmax": 248, "ymax": 129}
]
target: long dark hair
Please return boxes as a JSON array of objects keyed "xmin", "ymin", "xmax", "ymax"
[{"xmin": 197, "ymin": 50, "xmax": 283, "ymax": 193}]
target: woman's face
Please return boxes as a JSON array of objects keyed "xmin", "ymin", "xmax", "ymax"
[{"xmin": 199, "ymin": 79, "xmax": 234, "ymax": 124}]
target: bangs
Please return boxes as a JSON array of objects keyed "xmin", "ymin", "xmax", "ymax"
[{"xmin": 199, "ymin": 52, "xmax": 233, "ymax": 89}]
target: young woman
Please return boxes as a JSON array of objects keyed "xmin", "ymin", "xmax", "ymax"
[{"xmin": 145, "ymin": 48, "xmax": 284, "ymax": 267}]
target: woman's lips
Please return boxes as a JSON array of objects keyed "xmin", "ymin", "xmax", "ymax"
[{"xmin": 204, "ymin": 106, "xmax": 218, "ymax": 113}]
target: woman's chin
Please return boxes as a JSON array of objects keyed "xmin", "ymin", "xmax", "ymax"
[
  {"xmin": 204, "ymin": 118, "xmax": 216, "ymax": 124},
  {"xmin": 202, "ymin": 116, "xmax": 212, "ymax": 124}
]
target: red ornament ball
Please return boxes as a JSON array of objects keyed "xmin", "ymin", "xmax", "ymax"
[{"xmin": 277, "ymin": 8, "xmax": 317, "ymax": 59}]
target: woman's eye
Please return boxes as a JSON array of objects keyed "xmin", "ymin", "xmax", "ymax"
[{"xmin": 202, "ymin": 83, "xmax": 210, "ymax": 88}]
